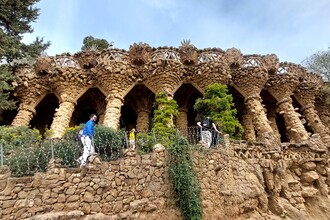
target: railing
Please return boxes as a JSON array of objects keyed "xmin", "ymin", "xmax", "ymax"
[
  {"xmin": 198, "ymin": 50, "xmax": 225, "ymax": 63},
  {"xmin": 150, "ymin": 48, "xmax": 181, "ymax": 61},
  {"xmin": 0, "ymin": 127, "xmax": 224, "ymax": 177}
]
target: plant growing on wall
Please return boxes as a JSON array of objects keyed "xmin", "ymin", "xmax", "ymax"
[
  {"xmin": 179, "ymin": 39, "xmax": 198, "ymax": 66},
  {"xmin": 169, "ymin": 137, "xmax": 202, "ymax": 220},
  {"xmin": 151, "ymin": 92, "xmax": 179, "ymax": 146},
  {"xmin": 194, "ymin": 83, "xmax": 244, "ymax": 139},
  {"xmin": 151, "ymin": 92, "xmax": 202, "ymax": 219}
]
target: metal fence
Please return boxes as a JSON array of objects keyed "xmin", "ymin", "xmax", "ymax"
[{"xmin": 0, "ymin": 126, "xmax": 224, "ymax": 177}]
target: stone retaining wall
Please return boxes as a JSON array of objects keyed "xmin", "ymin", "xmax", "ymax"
[{"xmin": 1, "ymin": 142, "xmax": 330, "ymax": 220}]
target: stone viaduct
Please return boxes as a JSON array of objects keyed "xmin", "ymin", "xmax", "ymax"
[{"xmin": 2, "ymin": 43, "xmax": 330, "ymax": 147}]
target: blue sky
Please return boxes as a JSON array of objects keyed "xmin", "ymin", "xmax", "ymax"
[{"xmin": 23, "ymin": 0, "xmax": 330, "ymax": 64}]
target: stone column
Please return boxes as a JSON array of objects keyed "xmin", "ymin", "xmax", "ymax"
[
  {"xmin": 50, "ymin": 99, "xmax": 76, "ymax": 138},
  {"xmin": 244, "ymin": 95, "xmax": 274, "ymax": 140},
  {"xmin": 98, "ymin": 112, "xmax": 105, "ymax": 125},
  {"xmin": 136, "ymin": 109, "xmax": 150, "ymax": 132},
  {"xmin": 276, "ymin": 98, "xmax": 309, "ymax": 143},
  {"xmin": 103, "ymin": 94, "xmax": 123, "ymax": 129},
  {"xmin": 241, "ymin": 109, "xmax": 256, "ymax": 141},
  {"xmin": 267, "ymin": 107, "xmax": 281, "ymax": 142},
  {"xmin": 11, "ymin": 103, "xmax": 36, "ymax": 127},
  {"xmin": 301, "ymin": 104, "xmax": 330, "ymax": 144},
  {"xmin": 176, "ymin": 107, "xmax": 188, "ymax": 137}
]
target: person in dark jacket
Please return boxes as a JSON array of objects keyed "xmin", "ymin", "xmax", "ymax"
[
  {"xmin": 77, "ymin": 114, "xmax": 97, "ymax": 167},
  {"xmin": 197, "ymin": 116, "xmax": 220, "ymax": 148}
]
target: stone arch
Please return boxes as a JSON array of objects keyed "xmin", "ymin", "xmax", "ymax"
[
  {"xmin": 173, "ymin": 83, "xmax": 203, "ymax": 127},
  {"xmin": 122, "ymin": 84, "xmax": 155, "ymax": 132},
  {"xmin": 29, "ymin": 93, "xmax": 59, "ymax": 135},
  {"xmin": 70, "ymin": 88, "xmax": 106, "ymax": 126}
]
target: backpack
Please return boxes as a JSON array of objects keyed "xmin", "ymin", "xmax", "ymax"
[{"xmin": 76, "ymin": 129, "xmax": 84, "ymax": 141}]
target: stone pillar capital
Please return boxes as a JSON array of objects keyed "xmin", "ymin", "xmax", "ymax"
[
  {"xmin": 106, "ymin": 94, "xmax": 123, "ymax": 102},
  {"xmin": 244, "ymin": 94, "xmax": 261, "ymax": 103},
  {"xmin": 276, "ymin": 97, "xmax": 292, "ymax": 107},
  {"xmin": 300, "ymin": 104, "xmax": 314, "ymax": 113},
  {"xmin": 61, "ymin": 98, "xmax": 76, "ymax": 105},
  {"xmin": 137, "ymin": 108, "xmax": 151, "ymax": 114},
  {"xmin": 19, "ymin": 103, "xmax": 36, "ymax": 116},
  {"xmin": 59, "ymin": 93, "xmax": 77, "ymax": 105}
]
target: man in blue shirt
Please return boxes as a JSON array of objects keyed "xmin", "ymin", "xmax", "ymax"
[{"xmin": 78, "ymin": 114, "xmax": 97, "ymax": 167}]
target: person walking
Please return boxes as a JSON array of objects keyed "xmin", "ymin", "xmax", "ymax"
[{"xmin": 77, "ymin": 114, "xmax": 97, "ymax": 168}]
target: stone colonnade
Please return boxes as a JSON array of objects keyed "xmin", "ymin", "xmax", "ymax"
[{"xmin": 9, "ymin": 45, "xmax": 330, "ymax": 146}]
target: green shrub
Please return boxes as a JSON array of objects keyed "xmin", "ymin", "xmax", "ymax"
[
  {"xmin": 4, "ymin": 140, "xmax": 51, "ymax": 177},
  {"xmin": 51, "ymin": 139, "xmax": 81, "ymax": 167},
  {"xmin": 63, "ymin": 125, "xmax": 84, "ymax": 141},
  {"xmin": 94, "ymin": 125, "xmax": 126, "ymax": 161},
  {"xmin": 0, "ymin": 125, "xmax": 41, "ymax": 154},
  {"xmin": 0, "ymin": 126, "xmax": 47, "ymax": 177},
  {"xmin": 152, "ymin": 92, "xmax": 178, "ymax": 146},
  {"xmin": 194, "ymin": 83, "xmax": 244, "ymax": 139},
  {"xmin": 136, "ymin": 132, "xmax": 155, "ymax": 154}
]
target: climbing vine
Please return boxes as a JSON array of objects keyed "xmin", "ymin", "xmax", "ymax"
[
  {"xmin": 169, "ymin": 137, "xmax": 202, "ymax": 220},
  {"xmin": 151, "ymin": 92, "xmax": 202, "ymax": 219},
  {"xmin": 152, "ymin": 92, "xmax": 178, "ymax": 146}
]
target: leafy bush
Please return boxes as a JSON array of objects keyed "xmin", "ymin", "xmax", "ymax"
[
  {"xmin": 194, "ymin": 83, "xmax": 244, "ymax": 139},
  {"xmin": 0, "ymin": 125, "xmax": 41, "ymax": 153},
  {"xmin": 63, "ymin": 125, "xmax": 84, "ymax": 141},
  {"xmin": 136, "ymin": 132, "xmax": 156, "ymax": 154},
  {"xmin": 94, "ymin": 125, "xmax": 126, "ymax": 161},
  {"xmin": 152, "ymin": 92, "xmax": 178, "ymax": 146},
  {"xmin": 0, "ymin": 126, "xmax": 50, "ymax": 176},
  {"xmin": 52, "ymin": 139, "xmax": 81, "ymax": 167}
]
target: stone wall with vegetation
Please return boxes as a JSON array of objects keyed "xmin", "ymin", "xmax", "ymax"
[
  {"xmin": 0, "ymin": 145, "xmax": 181, "ymax": 220},
  {"xmin": 1, "ymin": 141, "xmax": 330, "ymax": 220}
]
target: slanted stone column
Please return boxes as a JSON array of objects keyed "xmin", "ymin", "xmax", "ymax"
[
  {"xmin": 266, "ymin": 62, "xmax": 309, "ymax": 143},
  {"xmin": 103, "ymin": 94, "xmax": 123, "ymax": 129},
  {"xmin": 302, "ymin": 105, "xmax": 330, "ymax": 144},
  {"xmin": 267, "ymin": 107, "xmax": 281, "ymax": 142},
  {"xmin": 50, "ymin": 98, "xmax": 76, "ymax": 138},
  {"xmin": 241, "ymin": 109, "xmax": 256, "ymax": 141},
  {"xmin": 276, "ymin": 98, "xmax": 309, "ymax": 143},
  {"xmin": 295, "ymin": 73, "xmax": 330, "ymax": 145},
  {"xmin": 136, "ymin": 109, "xmax": 150, "ymax": 132},
  {"xmin": 229, "ymin": 53, "xmax": 277, "ymax": 145},
  {"xmin": 176, "ymin": 107, "xmax": 188, "ymax": 137},
  {"xmin": 245, "ymin": 95, "xmax": 274, "ymax": 140},
  {"xmin": 11, "ymin": 103, "xmax": 36, "ymax": 127}
]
